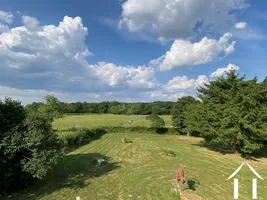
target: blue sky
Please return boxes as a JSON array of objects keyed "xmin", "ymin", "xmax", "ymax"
[{"xmin": 0, "ymin": 0, "xmax": 266, "ymax": 104}]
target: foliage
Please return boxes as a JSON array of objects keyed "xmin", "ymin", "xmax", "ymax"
[
  {"xmin": 62, "ymin": 128, "xmax": 107, "ymax": 150},
  {"xmin": 0, "ymin": 97, "xmax": 64, "ymax": 195},
  {"xmin": 195, "ymin": 71, "xmax": 267, "ymax": 153},
  {"xmin": 26, "ymin": 100, "xmax": 176, "ymax": 115},
  {"xmin": 172, "ymin": 96, "xmax": 199, "ymax": 134},
  {"xmin": 146, "ymin": 114, "xmax": 166, "ymax": 128}
]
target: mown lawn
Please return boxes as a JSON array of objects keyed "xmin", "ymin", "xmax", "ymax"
[
  {"xmin": 53, "ymin": 114, "xmax": 173, "ymax": 130},
  {"xmin": 16, "ymin": 132, "xmax": 267, "ymax": 200}
]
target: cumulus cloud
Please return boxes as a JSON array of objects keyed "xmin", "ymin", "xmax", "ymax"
[
  {"xmin": 164, "ymin": 75, "xmax": 208, "ymax": 91},
  {"xmin": 0, "ymin": 16, "xmax": 98, "ymax": 92},
  {"xmin": 0, "ymin": 10, "xmax": 14, "ymax": 24},
  {"xmin": 159, "ymin": 33, "xmax": 236, "ymax": 71},
  {"xmin": 88, "ymin": 62, "xmax": 158, "ymax": 90},
  {"xmin": 22, "ymin": 16, "xmax": 40, "ymax": 29},
  {"xmin": 210, "ymin": 63, "xmax": 240, "ymax": 78},
  {"xmin": 235, "ymin": 22, "xmax": 247, "ymax": 29},
  {"xmin": 0, "ymin": 12, "xmax": 242, "ymax": 104},
  {"xmin": 119, "ymin": 0, "xmax": 247, "ymax": 41},
  {"xmin": 0, "ymin": 23, "xmax": 9, "ymax": 33}
]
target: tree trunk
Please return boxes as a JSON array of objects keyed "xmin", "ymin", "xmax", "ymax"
[{"xmin": 231, "ymin": 136, "xmax": 237, "ymax": 153}]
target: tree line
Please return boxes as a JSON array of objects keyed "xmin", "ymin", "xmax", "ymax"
[{"xmin": 25, "ymin": 101, "xmax": 175, "ymax": 115}]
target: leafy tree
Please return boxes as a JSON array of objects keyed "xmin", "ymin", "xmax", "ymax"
[
  {"xmin": 172, "ymin": 96, "xmax": 199, "ymax": 134},
  {"xmin": 0, "ymin": 97, "xmax": 64, "ymax": 195},
  {"xmin": 183, "ymin": 103, "xmax": 206, "ymax": 137},
  {"xmin": 37, "ymin": 95, "xmax": 64, "ymax": 120},
  {"xmin": 197, "ymin": 71, "xmax": 267, "ymax": 153},
  {"xmin": 146, "ymin": 114, "xmax": 165, "ymax": 128},
  {"xmin": 110, "ymin": 105, "xmax": 119, "ymax": 114}
]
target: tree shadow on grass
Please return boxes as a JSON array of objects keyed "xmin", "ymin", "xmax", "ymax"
[
  {"xmin": 192, "ymin": 141, "xmax": 235, "ymax": 155},
  {"xmin": 192, "ymin": 141, "xmax": 267, "ymax": 161},
  {"xmin": 15, "ymin": 153, "xmax": 120, "ymax": 200}
]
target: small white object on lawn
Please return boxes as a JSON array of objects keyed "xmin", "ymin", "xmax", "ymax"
[{"xmin": 76, "ymin": 196, "xmax": 81, "ymax": 200}]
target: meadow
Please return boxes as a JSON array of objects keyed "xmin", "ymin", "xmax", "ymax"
[
  {"xmin": 15, "ymin": 114, "xmax": 267, "ymax": 200},
  {"xmin": 53, "ymin": 114, "xmax": 173, "ymax": 129}
]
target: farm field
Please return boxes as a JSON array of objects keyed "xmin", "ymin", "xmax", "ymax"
[
  {"xmin": 16, "ymin": 132, "xmax": 267, "ymax": 200},
  {"xmin": 53, "ymin": 114, "xmax": 173, "ymax": 130}
]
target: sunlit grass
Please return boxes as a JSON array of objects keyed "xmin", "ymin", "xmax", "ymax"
[
  {"xmin": 16, "ymin": 133, "xmax": 267, "ymax": 200},
  {"xmin": 53, "ymin": 114, "xmax": 173, "ymax": 130}
]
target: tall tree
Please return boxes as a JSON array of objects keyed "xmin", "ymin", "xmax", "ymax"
[
  {"xmin": 197, "ymin": 71, "xmax": 267, "ymax": 153},
  {"xmin": 172, "ymin": 96, "xmax": 199, "ymax": 134}
]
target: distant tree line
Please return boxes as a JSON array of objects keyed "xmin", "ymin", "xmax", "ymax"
[{"xmin": 25, "ymin": 101, "xmax": 175, "ymax": 115}]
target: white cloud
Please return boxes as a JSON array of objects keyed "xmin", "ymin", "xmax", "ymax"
[
  {"xmin": 210, "ymin": 63, "xmax": 240, "ymax": 78},
  {"xmin": 0, "ymin": 10, "xmax": 14, "ymax": 24},
  {"xmin": 159, "ymin": 33, "xmax": 236, "ymax": 71},
  {"xmin": 119, "ymin": 0, "xmax": 247, "ymax": 41},
  {"xmin": 0, "ymin": 16, "xmax": 98, "ymax": 92},
  {"xmin": 22, "ymin": 16, "xmax": 40, "ymax": 29},
  {"xmin": 0, "ymin": 23, "xmax": 9, "ymax": 33},
  {"xmin": 88, "ymin": 62, "xmax": 158, "ymax": 89},
  {"xmin": 235, "ymin": 22, "xmax": 247, "ymax": 29},
  {"xmin": 164, "ymin": 75, "xmax": 208, "ymax": 91}
]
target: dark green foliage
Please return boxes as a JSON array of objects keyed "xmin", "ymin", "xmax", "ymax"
[
  {"xmin": 194, "ymin": 71, "xmax": 267, "ymax": 153},
  {"xmin": 146, "ymin": 114, "xmax": 166, "ymax": 128},
  {"xmin": 26, "ymin": 100, "xmax": 175, "ymax": 115},
  {"xmin": 0, "ymin": 97, "xmax": 64, "ymax": 195},
  {"xmin": 172, "ymin": 96, "xmax": 199, "ymax": 134},
  {"xmin": 63, "ymin": 128, "xmax": 107, "ymax": 150}
]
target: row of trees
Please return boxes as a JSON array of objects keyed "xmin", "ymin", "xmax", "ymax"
[
  {"xmin": 26, "ymin": 101, "xmax": 175, "ymax": 115},
  {"xmin": 0, "ymin": 96, "xmax": 64, "ymax": 196},
  {"xmin": 172, "ymin": 71, "xmax": 267, "ymax": 154}
]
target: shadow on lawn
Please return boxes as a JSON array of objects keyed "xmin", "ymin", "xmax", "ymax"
[
  {"xmin": 183, "ymin": 178, "xmax": 200, "ymax": 191},
  {"xmin": 193, "ymin": 141, "xmax": 267, "ymax": 160},
  {"xmin": 17, "ymin": 153, "xmax": 120, "ymax": 200}
]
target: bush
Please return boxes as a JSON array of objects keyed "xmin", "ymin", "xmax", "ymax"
[
  {"xmin": 146, "ymin": 114, "xmax": 165, "ymax": 128},
  {"xmin": 0, "ymin": 98, "xmax": 64, "ymax": 195},
  {"xmin": 63, "ymin": 128, "xmax": 107, "ymax": 151}
]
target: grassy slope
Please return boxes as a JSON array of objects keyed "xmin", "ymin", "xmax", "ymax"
[
  {"xmin": 53, "ymin": 114, "xmax": 173, "ymax": 130},
  {"xmin": 18, "ymin": 133, "xmax": 267, "ymax": 200}
]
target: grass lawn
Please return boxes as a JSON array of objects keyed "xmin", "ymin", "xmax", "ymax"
[
  {"xmin": 53, "ymin": 114, "xmax": 173, "ymax": 130},
  {"xmin": 16, "ymin": 132, "xmax": 267, "ymax": 200}
]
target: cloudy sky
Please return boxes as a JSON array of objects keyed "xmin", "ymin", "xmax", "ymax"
[{"xmin": 0, "ymin": 0, "xmax": 266, "ymax": 104}]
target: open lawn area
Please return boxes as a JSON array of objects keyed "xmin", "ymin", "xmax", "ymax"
[
  {"xmin": 15, "ymin": 132, "xmax": 267, "ymax": 200},
  {"xmin": 53, "ymin": 114, "xmax": 173, "ymax": 130}
]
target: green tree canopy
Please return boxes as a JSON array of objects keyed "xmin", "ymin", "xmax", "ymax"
[
  {"xmin": 172, "ymin": 96, "xmax": 199, "ymax": 134},
  {"xmin": 197, "ymin": 70, "xmax": 267, "ymax": 153},
  {"xmin": 0, "ymin": 97, "xmax": 64, "ymax": 196},
  {"xmin": 146, "ymin": 114, "xmax": 165, "ymax": 128}
]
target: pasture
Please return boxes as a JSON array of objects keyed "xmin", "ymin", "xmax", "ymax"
[
  {"xmin": 53, "ymin": 114, "xmax": 173, "ymax": 130},
  {"xmin": 16, "ymin": 124, "xmax": 267, "ymax": 200}
]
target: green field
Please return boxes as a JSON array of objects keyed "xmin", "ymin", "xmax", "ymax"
[
  {"xmin": 53, "ymin": 114, "xmax": 173, "ymax": 129},
  {"xmin": 16, "ymin": 115, "xmax": 267, "ymax": 200}
]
